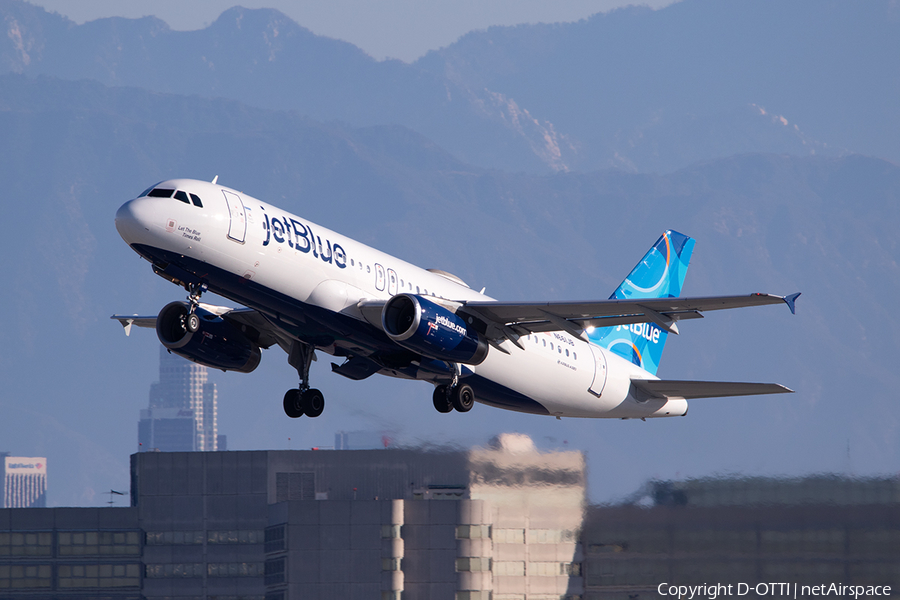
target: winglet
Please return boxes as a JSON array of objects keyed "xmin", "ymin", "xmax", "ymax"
[
  {"xmin": 783, "ymin": 292, "xmax": 801, "ymax": 315},
  {"xmin": 114, "ymin": 317, "xmax": 134, "ymax": 336}
]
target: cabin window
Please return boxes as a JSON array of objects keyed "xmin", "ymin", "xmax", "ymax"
[
  {"xmin": 173, "ymin": 190, "xmax": 190, "ymax": 204},
  {"xmin": 351, "ymin": 259, "xmax": 355, "ymax": 267},
  {"xmin": 189, "ymin": 193, "xmax": 203, "ymax": 207},
  {"xmin": 366, "ymin": 265, "xmax": 371, "ymax": 273},
  {"xmin": 148, "ymin": 188, "xmax": 175, "ymax": 198},
  {"xmin": 565, "ymin": 349, "xmax": 569, "ymax": 357},
  {"xmin": 543, "ymin": 339, "xmax": 546, "ymax": 347}
]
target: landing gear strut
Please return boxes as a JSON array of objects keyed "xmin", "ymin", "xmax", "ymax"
[
  {"xmin": 283, "ymin": 340, "xmax": 325, "ymax": 418},
  {"xmin": 182, "ymin": 283, "xmax": 207, "ymax": 333},
  {"xmin": 432, "ymin": 382, "xmax": 475, "ymax": 413}
]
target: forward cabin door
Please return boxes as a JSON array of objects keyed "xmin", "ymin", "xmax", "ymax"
[{"xmin": 223, "ymin": 190, "xmax": 247, "ymax": 243}]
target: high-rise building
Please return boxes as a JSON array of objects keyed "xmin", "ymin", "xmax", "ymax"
[
  {"xmin": 2, "ymin": 455, "xmax": 47, "ymax": 508},
  {"xmin": 138, "ymin": 346, "xmax": 221, "ymax": 452}
]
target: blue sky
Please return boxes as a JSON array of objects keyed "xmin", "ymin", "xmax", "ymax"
[{"xmin": 28, "ymin": 0, "xmax": 675, "ymax": 62}]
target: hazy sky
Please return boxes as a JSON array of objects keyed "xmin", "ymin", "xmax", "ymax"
[{"xmin": 28, "ymin": 0, "xmax": 676, "ymax": 62}]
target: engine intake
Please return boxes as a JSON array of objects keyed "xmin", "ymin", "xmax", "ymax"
[
  {"xmin": 156, "ymin": 302, "xmax": 261, "ymax": 373},
  {"xmin": 382, "ymin": 294, "xmax": 488, "ymax": 365}
]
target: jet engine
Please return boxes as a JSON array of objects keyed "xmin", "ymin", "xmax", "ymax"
[
  {"xmin": 156, "ymin": 302, "xmax": 261, "ymax": 373},
  {"xmin": 381, "ymin": 294, "xmax": 488, "ymax": 365}
]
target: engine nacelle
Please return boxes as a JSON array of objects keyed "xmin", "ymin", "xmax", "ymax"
[
  {"xmin": 156, "ymin": 302, "xmax": 262, "ymax": 373},
  {"xmin": 382, "ymin": 294, "xmax": 488, "ymax": 365}
]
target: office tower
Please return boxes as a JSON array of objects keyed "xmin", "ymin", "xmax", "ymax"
[
  {"xmin": 138, "ymin": 346, "xmax": 219, "ymax": 452},
  {"xmin": 3, "ymin": 456, "xmax": 47, "ymax": 508}
]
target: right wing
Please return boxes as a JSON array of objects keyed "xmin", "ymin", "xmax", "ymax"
[{"xmin": 111, "ymin": 304, "xmax": 282, "ymax": 349}]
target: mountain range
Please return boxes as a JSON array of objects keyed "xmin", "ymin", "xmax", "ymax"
[{"xmin": 3, "ymin": 0, "xmax": 899, "ymax": 173}]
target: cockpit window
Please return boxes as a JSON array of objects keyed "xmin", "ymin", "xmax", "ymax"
[
  {"xmin": 147, "ymin": 188, "xmax": 175, "ymax": 198},
  {"xmin": 139, "ymin": 183, "xmax": 161, "ymax": 198},
  {"xmin": 173, "ymin": 190, "xmax": 190, "ymax": 204},
  {"xmin": 189, "ymin": 193, "xmax": 203, "ymax": 208}
]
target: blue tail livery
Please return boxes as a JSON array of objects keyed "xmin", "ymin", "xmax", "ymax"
[{"xmin": 587, "ymin": 230, "xmax": 695, "ymax": 375}]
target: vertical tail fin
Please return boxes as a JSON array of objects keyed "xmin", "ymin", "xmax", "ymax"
[{"xmin": 587, "ymin": 230, "xmax": 695, "ymax": 375}]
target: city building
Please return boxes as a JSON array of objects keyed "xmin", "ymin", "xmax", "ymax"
[
  {"xmin": 2, "ymin": 456, "xmax": 47, "ymax": 509},
  {"xmin": 2, "ymin": 444, "xmax": 898, "ymax": 599},
  {"xmin": 0, "ymin": 435, "xmax": 586, "ymax": 599},
  {"xmin": 581, "ymin": 476, "xmax": 900, "ymax": 599},
  {"xmin": 334, "ymin": 430, "xmax": 394, "ymax": 450},
  {"xmin": 138, "ymin": 346, "xmax": 222, "ymax": 452}
]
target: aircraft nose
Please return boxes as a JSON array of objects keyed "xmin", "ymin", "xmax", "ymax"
[{"xmin": 115, "ymin": 198, "xmax": 151, "ymax": 245}]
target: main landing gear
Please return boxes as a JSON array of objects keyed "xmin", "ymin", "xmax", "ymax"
[
  {"xmin": 283, "ymin": 340, "xmax": 325, "ymax": 418},
  {"xmin": 432, "ymin": 383, "xmax": 475, "ymax": 414}
]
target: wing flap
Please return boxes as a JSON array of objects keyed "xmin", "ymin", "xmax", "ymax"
[{"xmin": 631, "ymin": 379, "xmax": 794, "ymax": 399}]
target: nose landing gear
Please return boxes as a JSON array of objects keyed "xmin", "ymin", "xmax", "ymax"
[
  {"xmin": 283, "ymin": 340, "xmax": 325, "ymax": 418},
  {"xmin": 180, "ymin": 283, "xmax": 207, "ymax": 333}
]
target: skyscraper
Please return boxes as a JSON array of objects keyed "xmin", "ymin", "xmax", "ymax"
[
  {"xmin": 2, "ymin": 455, "xmax": 47, "ymax": 508},
  {"xmin": 138, "ymin": 346, "xmax": 222, "ymax": 452}
]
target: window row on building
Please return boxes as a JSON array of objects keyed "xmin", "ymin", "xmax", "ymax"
[
  {"xmin": 0, "ymin": 562, "xmax": 140, "ymax": 590},
  {"xmin": 586, "ymin": 527, "xmax": 900, "ymax": 555},
  {"xmin": 456, "ymin": 558, "xmax": 582, "ymax": 576},
  {"xmin": 0, "ymin": 531, "xmax": 140, "ymax": 557},
  {"xmin": 454, "ymin": 526, "xmax": 579, "ymax": 543},
  {"xmin": 145, "ymin": 529, "xmax": 263, "ymax": 545},
  {"xmin": 144, "ymin": 562, "xmax": 263, "ymax": 578}
]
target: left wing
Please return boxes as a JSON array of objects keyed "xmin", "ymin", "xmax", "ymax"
[{"xmin": 356, "ymin": 292, "xmax": 799, "ymax": 355}]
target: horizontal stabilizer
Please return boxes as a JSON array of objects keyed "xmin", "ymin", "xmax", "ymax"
[{"xmin": 631, "ymin": 379, "xmax": 793, "ymax": 399}]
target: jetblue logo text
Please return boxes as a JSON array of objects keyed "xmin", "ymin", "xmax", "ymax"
[
  {"xmin": 617, "ymin": 322, "xmax": 660, "ymax": 343},
  {"xmin": 435, "ymin": 314, "xmax": 466, "ymax": 336},
  {"xmin": 260, "ymin": 209, "xmax": 346, "ymax": 269}
]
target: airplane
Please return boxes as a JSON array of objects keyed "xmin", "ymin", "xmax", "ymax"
[{"xmin": 113, "ymin": 178, "xmax": 799, "ymax": 420}]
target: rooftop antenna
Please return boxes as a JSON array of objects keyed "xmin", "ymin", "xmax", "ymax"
[
  {"xmin": 107, "ymin": 489, "xmax": 126, "ymax": 507},
  {"xmin": 211, "ymin": 175, "xmax": 219, "ymax": 185}
]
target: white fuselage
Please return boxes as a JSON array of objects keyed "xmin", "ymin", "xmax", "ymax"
[{"xmin": 116, "ymin": 179, "xmax": 688, "ymax": 419}]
